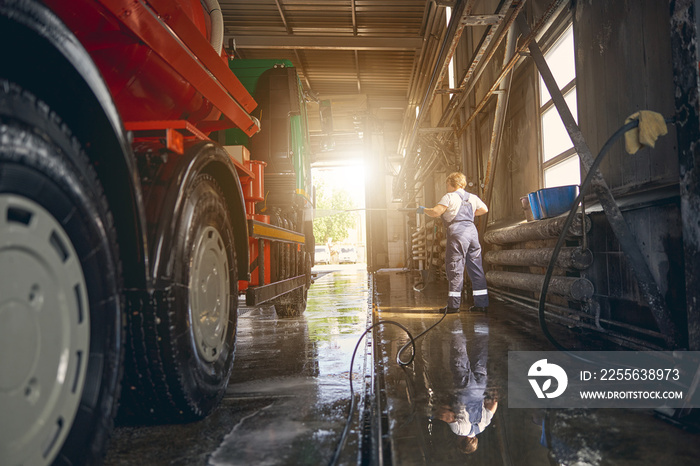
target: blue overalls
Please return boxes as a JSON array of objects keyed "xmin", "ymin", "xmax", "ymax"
[
  {"xmin": 443, "ymin": 190, "xmax": 489, "ymax": 310},
  {"xmin": 449, "ymin": 316, "xmax": 490, "ymax": 435}
]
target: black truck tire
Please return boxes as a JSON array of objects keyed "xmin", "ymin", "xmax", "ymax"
[
  {"xmin": 121, "ymin": 174, "xmax": 237, "ymax": 423},
  {"xmin": 0, "ymin": 81, "xmax": 123, "ymax": 466},
  {"xmin": 273, "ymin": 286, "xmax": 308, "ymax": 317},
  {"xmin": 273, "ymin": 252, "xmax": 312, "ymax": 317}
]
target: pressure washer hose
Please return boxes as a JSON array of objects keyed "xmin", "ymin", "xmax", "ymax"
[
  {"xmin": 328, "ymin": 319, "xmax": 417, "ymax": 466},
  {"xmin": 412, "ymin": 281, "xmax": 426, "ymax": 291},
  {"xmin": 329, "ymin": 271, "xmax": 455, "ymax": 466},
  {"xmin": 537, "ymin": 117, "xmax": 674, "ymax": 351},
  {"xmin": 396, "ymin": 307, "xmax": 450, "ymax": 363}
]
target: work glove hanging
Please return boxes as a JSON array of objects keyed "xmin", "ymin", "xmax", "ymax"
[
  {"xmin": 624, "ymin": 110, "xmax": 668, "ymax": 154},
  {"xmin": 416, "ymin": 206, "xmax": 425, "ymax": 214}
]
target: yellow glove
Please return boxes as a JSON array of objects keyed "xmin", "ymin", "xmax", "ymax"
[{"xmin": 624, "ymin": 110, "xmax": 668, "ymax": 154}]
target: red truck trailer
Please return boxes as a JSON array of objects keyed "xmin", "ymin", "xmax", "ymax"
[{"xmin": 0, "ymin": 1, "xmax": 314, "ymax": 464}]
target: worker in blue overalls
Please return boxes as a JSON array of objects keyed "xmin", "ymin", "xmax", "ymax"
[{"xmin": 417, "ymin": 172, "xmax": 489, "ymax": 313}]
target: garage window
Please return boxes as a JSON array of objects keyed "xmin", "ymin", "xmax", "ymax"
[{"xmin": 539, "ymin": 24, "xmax": 580, "ymax": 188}]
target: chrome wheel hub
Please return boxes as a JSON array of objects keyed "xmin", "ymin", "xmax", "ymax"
[{"xmin": 189, "ymin": 226, "xmax": 229, "ymax": 363}]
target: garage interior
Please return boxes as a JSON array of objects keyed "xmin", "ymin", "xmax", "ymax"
[
  {"xmin": 225, "ymin": 0, "xmax": 698, "ymax": 353},
  {"xmin": 3, "ymin": 0, "xmax": 700, "ymax": 464},
  {"xmin": 217, "ymin": 0, "xmax": 700, "ymax": 463},
  {"xmin": 106, "ymin": 0, "xmax": 700, "ymax": 464}
]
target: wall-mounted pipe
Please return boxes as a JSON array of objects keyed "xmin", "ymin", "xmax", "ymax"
[
  {"xmin": 489, "ymin": 289, "xmax": 665, "ymax": 350},
  {"xmin": 485, "ymin": 247, "xmax": 593, "ymax": 270},
  {"xmin": 412, "ymin": 225, "xmax": 427, "ymax": 270},
  {"xmin": 484, "ymin": 214, "xmax": 590, "ymax": 245},
  {"xmin": 486, "ymin": 270, "xmax": 594, "ymax": 301}
]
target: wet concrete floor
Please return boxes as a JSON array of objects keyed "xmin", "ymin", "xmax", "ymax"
[
  {"xmin": 103, "ymin": 266, "xmax": 700, "ymax": 465},
  {"xmin": 372, "ymin": 270, "xmax": 700, "ymax": 465},
  {"xmin": 104, "ymin": 264, "xmax": 370, "ymax": 465}
]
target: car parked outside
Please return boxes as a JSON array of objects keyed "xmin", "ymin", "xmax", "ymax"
[
  {"xmin": 338, "ymin": 245, "xmax": 358, "ymax": 264},
  {"xmin": 315, "ymin": 245, "xmax": 331, "ymax": 265}
]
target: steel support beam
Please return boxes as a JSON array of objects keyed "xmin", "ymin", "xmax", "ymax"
[
  {"xmin": 395, "ymin": 0, "xmax": 567, "ymax": 201},
  {"xmin": 462, "ymin": 14, "xmax": 504, "ymax": 26},
  {"xmin": 269, "ymin": 0, "xmax": 314, "ymax": 93},
  {"xmin": 517, "ymin": 14, "xmax": 677, "ymax": 343},
  {"xmin": 417, "ymin": 0, "xmax": 477, "ymax": 124},
  {"xmin": 292, "ymin": 49, "xmax": 313, "ymax": 90},
  {"xmin": 230, "ymin": 35, "xmax": 423, "ymax": 50},
  {"xmin": 446, "ymin": 0, "xmax": 528, "ymax": 126},
  {"xmin": 418, "ymin": 127, "xmax": 455, "ymax": 133},
  {"xmin": 351, "ymin": 0, "xmax": 357, "ymax": 35},
  {"xmin": 355, "ymin": 50, "xmax": 362, "ymax": 93},
  {"xmin": 364, "ymin": 118, "xmax": 389, "ymax": 271},
  {"xmin": 455, "ymin": 0, "xmax": 566, "ymax": 137},
  {"xmin": 480, "ymin": 23, "xmax": 517, "ymax": 234},
  {"xmin": 274, "ymin": 0, "xmax": 291, "ymax": 33}
]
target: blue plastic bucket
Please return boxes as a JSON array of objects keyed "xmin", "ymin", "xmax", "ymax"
[
  {"xmin": 536, "ymin": 185, "xmax": 579, "ymax": 219},
  {"xmin": 527, "ymin": 191, "xmax": 543, "ymax": 220}
]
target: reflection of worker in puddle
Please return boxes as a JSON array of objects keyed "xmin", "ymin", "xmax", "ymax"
[
  {"xmin": 417, "ymin": 171, "xmax": 489, "ymax": 313},
  {"xmin": 435, "ymin": 315, "xmax": 497, "ymax": 454}
]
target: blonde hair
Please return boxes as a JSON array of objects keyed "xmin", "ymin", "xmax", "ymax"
[
  {"xmin": 446, "ymin": 172, "xmax": 467, "ymax": 189},
  {"xmin": 458, "ymin": 436, "xmax": 478, "ymax": 455}
]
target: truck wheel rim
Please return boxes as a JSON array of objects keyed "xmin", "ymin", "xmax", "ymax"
[
  {"xmin": 189, "ymin": 226, "xmax": 229, "ymax": 363},
  {"xmin": 0, "ymin": 195, "xmax": 89, "ymax": 466}
]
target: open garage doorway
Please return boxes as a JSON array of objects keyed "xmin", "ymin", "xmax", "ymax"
[{"xmin": 312, "ymin": 162, "xmax": 367, "ymax": 269}]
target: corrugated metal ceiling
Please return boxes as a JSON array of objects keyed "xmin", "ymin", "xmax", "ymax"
[{"xmin": 220, "ymin": 0, "xmax": 436, "ymax": 162}]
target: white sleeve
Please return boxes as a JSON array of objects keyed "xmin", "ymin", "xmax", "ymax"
[
  {"xmin": 448, "ymin": 407, "xmax": 471, "ymax": 436},
  {"xmin": 437, "ymin": 193, "xmax": 451, "ymax": 207},
  {"xmin": 472, "ymin": 407, "xmax": 495, "ymax": 435},
  {"xmin": 470, "ymin": 194, "xmax": 487, "ymax": 211}
]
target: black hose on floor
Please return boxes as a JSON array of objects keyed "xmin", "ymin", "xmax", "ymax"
[
  {"xmin": 328, "ymin": 293, "xmax": 453, "ymax": 466},
  {"xmin": 397, "ymin": 307, "xmax": 450, "ymax": 364},
  {"xmin": 537, "ymin": 117, "xmax": 674, "ymax": 351},
  {"xmin": 328, "ymin": 319, "xmax": 417, "ymax": 466},
  {"xmin": 412, "ymin": 281, "xmax": 426, "ymax": 292}
]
